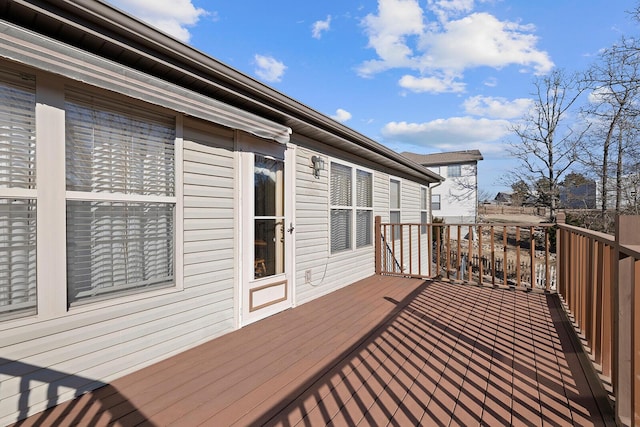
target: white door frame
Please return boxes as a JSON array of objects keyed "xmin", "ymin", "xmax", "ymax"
[{"xmin": 237, "ymin": 133, "xmax": 295, "ymax": 326}]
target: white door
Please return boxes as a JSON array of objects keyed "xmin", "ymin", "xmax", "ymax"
[{"xmin": 240, "ymin": 136, "xmax": 293, "ymax": 325}]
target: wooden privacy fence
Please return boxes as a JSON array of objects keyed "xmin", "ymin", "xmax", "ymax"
[
  {"xmin": 374, "ymin": 216, "xmax": 556, "ymax": 292},
  {"xmin": 556, "ymin": 214, "xmax": 640, "ymax": 427}
]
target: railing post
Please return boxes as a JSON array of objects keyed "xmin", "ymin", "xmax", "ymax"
[
  {"xmin": 556, "ymin": 212, "xmax": 565, "ymax": 297},
  {"xmin": 375, "ymin": 216, "xmax": 381, "ymax": 275},
  {"xmin": 615, "ymin": 215, "xmax": 640, "ymax": 427}
]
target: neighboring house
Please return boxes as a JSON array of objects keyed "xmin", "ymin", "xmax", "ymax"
[
  {"xmin": 595, "ymin": 174, "xmax": 640, "ymax": 210},
  {"xmin": 559, "ymin": 181, "xmax": 597, "ymax": 209},
  {"xmin": 494, "ymin": 192, "xmax": 512, "ymax": 205},
  {"xmin": 0, "ymin": 2, "xmax": 442, "ymax": 423},
  {"xmin": 402, "ymin": 150, "xmax": 483, "ymax": 223}
]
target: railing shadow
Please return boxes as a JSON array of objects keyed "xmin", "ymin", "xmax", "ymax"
[
  {"xmin": 251, "ymin": 281, "xmax": 613, "ymax": 426},
  {"xmin": 0, "ymin": 358, "xmax": 153, "ymax": 426}
]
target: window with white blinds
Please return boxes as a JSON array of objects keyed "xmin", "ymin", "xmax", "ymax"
[
  {"xmin": 330, "ymin": 163, "xmax": 352, "ymax": 253},
  {"xmin": 356, "ymin": 170, "xmax": 372, "ymax": 248},
  {"xmin": 65, "ymin": 93, "xmax": 176, "ymax": 305},
  {"xmin": 0, "ymin": 70, "xmax": 37, "ymax": 319},
  {"xmin": 330, "ymin": 161, "xmax": 373, "ymax": 253},
  {"xmin": 390, "ymin": 179, "xmax": 401, "ymax": 224},
  {"xmin": 420, "ymin": 186, "xmax": 428, "ymax": 234}
]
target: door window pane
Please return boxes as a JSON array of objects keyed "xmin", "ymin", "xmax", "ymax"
[{"xmin": 254, "ymin": 155, "xmax": 284, "ymax": 279}]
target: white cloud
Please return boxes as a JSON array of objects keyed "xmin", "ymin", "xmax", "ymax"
[
  {"xmin": 420, "ymin": 13, "xmax": 553, "ymax": 74},
  {"xmin": 358, "ymin": 1, "xmax": 553, "ymax": 93},
  {"xmin": 254, "ymin": 55, "xmax": 287, "ymax": 83},
  {"xmin": 427, "ymin": 0, "xmax": 475, "ymax": 22},
  {"xmin": 462, "ymin": 95, "xmax": 533, "ymax": 119},
  {"xmin": 330, "ymin": 108, "xmax": 352, "ymax": 122},
  {"xmin": 399, "ymin": 74, "xmax": 465, "ymax": 93},
  {"xmin": 381, "ymin": 116, "xmax": 511, "ymax": 152},
  {"xmin": 312, "ymin": 15, "xmax": 332, "ymax": 39},
  {"xmin": 357, "ymin": 0, "xmax": 425, "ymax": 76},
  {"xmin": 107, "ymin": 0, "xmax": 208, "ymax": 42}
]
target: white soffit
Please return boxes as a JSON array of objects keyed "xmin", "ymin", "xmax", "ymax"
[{"xmin": 0, "ymin": 21, "xmax": 291, "ymax": 144}]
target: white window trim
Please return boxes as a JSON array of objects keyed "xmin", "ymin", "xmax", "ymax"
[
  {"xmin": 63, "ymin": 84, "xmax": 183, "ymax": 308},
  {"xmin": 329, "ymin": 159, "xmax": 374, "ymax": 254},
  {"xmin": 389, "ymin": 177, "xmax": 401, "ymax": 223},
  {"xmin": 0, "ymin": 66, "xmax": 38, "ymax": 321},
  {"xmin": 432, "ymin": 194, "xmax": 442, "ymax": 211},
  {"xmin": 448, "ymin": 164, "xmax": 462, "ymax": 178},
  {"xmin": 420, "ymin": 185, "xmax": 429, "ymax": 234}
]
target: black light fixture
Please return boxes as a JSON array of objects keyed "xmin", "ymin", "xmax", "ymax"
[{"xmin": 311, "ymin": 155, "xmax": 325, "ymax": 178}]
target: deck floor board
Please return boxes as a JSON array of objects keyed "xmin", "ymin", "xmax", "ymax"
[{"xmin": 13, "ymin": 276, "xmax": 614, "ymax": 426}]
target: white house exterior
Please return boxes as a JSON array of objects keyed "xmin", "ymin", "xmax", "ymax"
[
  {"xmin": 402, "ymin": 150, "xmax": 483, "ymax": 224},
  {"xmin": 0, "ymin": 1, "xmax": 442, "ymax": 423}
]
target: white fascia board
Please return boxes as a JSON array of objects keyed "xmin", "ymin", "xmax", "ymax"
[{"xmin": 0, "ymin": 21, "xmax": 291, "ymax": 144}]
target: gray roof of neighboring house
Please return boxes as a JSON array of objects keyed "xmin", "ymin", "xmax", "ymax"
[
  {"xmin": 1, "ymin": 0, "xmax": 442, "ymax": 185},
  {"xmin": 401, "ymin": 150, "xmax": 484, "ymax": 166}
]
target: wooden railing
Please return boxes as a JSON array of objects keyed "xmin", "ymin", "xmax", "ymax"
[
  {"xmin": 557, "ymin": 214, "xmax": 640, "ymax": 427},
  {"xmin": 374, "ymin": 214, "xmax": 640, "ymax": 426},
  {"xmin": 374, "ymin": 216, "xmax": 556, "ymax": 291}
]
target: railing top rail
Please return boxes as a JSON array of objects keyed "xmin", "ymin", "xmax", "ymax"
[
  {"xmin": 620, "ymin": 244, "xmax": 640, "ymax": 259},
  {"xmin": 557, "ymin": 222, "xmax": 615, "ymax": 244},
  {"xmin": 557, "ymin": 222, "xmax": 640, "ymax": 259},
  {"xmin": 379, "ymin": 222, "xmax": 555, "ymax": 228}
]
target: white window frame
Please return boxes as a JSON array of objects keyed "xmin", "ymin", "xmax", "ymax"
[
  {"xmin": 329, "ymin": 159, "xmax": 373, "ymax": 254},
  {"xmin": 64, "ymin": 86, "xmax": 181, "ymax": 306},
  {"xmin": 420, "ymin": 186, "xmax": 429, "ymax": 234},
  {"xmin": 0, "ymin": 67, "xmax": 38, "ymax": 320},
  {"xmin": 448, "ymin": 165, "xmax": 462, "ymax": 178},
  {"xmin": 389, "ymin": 178, "xmax": 401, "ymax": 224},
  {"xmin": 432, "ymin": 194, "xmax": 441, "ymax": 211}
]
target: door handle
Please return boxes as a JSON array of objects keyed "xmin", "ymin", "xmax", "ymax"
[{"xmin": 287, "ymin": 222, "xmax": 295, "ymax": 234}]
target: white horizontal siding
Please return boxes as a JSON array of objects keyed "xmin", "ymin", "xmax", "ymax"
[
  {"xmin": 374, "ymin": 172, "xmax": 390, "ymax": 221},
  {"xmin": 0, "ymin": 116, "xmax": 239, "ymax": 424},
  {"xmin": 294, "ymin": 148, "xmax": 376, "ymax": 305}
]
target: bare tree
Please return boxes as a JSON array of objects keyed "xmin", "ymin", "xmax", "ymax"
[
  {"xmin": 508, "ymin": 69, "xmax": 589, "ymax": 220},
  {"xmin": 581, "ymin": 39, "xmax": 640, "ymax": 218}
]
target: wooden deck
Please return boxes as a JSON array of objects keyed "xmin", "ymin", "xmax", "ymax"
[{"xmin": 15, "ymin": 276, "xmax": 614, "ymax": 426}]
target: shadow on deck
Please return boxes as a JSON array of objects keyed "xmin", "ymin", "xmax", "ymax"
[{"xmin": 14, "ymin": 275, "xmax": 615, "ymax": 426}]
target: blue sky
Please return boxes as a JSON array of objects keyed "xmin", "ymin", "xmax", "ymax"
[{"xmin": 106, "ymin": 0, "xmax": 638, "ymax": 197}]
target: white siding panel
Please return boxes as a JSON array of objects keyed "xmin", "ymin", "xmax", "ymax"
[
  {"xmin": 0, "ymin": 118, "xmax": 239, "ymax": 424},
  {"xmin": 294, "ymin": 147, "xmax": 376, "ymax": 305},
  {"xmin": 374, "ymin": 172, "xmax": 390, "ymax": 221}
]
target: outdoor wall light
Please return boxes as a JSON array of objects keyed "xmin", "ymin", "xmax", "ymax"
[{"xmin": 311, "ymin": 155, "xmax": 325, "ymax": 178}]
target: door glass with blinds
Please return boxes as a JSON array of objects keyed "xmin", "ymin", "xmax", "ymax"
[
  {"xmin": 0, "ymin": 70, "xmax": 37, "ymax": 319},
  {"xmin": 254, "ymin": 155, "xmax": 284, "ymax": 279},
  {"xmin": 65, "ymin": 91, "xmax": 175, "ymax": 305}
]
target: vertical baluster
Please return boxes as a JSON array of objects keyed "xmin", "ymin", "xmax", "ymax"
[
  {"xmin": 516, "ymin": 226, "xmax": 521, "ymax": 288},
  {"xmin": 478, "ymin": 225, "xmax": 483, "ymax": 286}
]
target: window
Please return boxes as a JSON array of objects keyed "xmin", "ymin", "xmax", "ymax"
[
  {"xmin": 420, "ymin": 187, "xmax": 428, "ymax": 234},
  {"xmin": 431, "ymin": 194, "xmax": 441, "ymax": 211},
  {"xmin": 0, "ymin": 70, "xmax": 37, "ymax": 319},
  {"xmin": 65, "ymin": 92, "xmax": 176, "ymax": 305},
  {"xmin": 356, "ymin": 170, "xmax": 373, "ymax": 247},
  {"xmin": 330, "ymin": 162, "xmax": 373, "ymax": 253},
  {"xmin": 448, "ymin": 165, "xmax": 461, "ymax": 177},
  {"xmin": 389, "ymin": 179, "xmax": 401, "ymax": 224}
]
